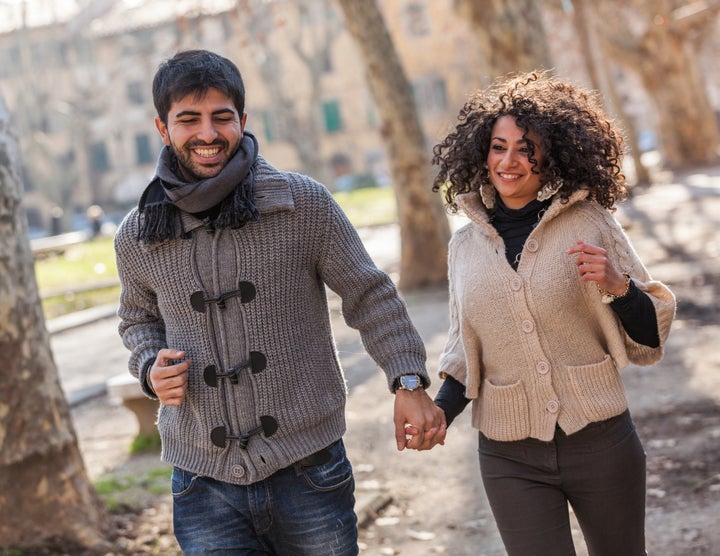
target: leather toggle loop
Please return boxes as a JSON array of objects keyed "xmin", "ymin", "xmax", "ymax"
[
  {"xmin": 210, "ymin": 416, "xmax": 278, "ymax": 448},
  {"xmin": 203, "ymin": 352, "xmax": 267, "ymax": 387},
  {"xmin": 190, "ymin": 282, "xmax": 256, "ymax": 312}
]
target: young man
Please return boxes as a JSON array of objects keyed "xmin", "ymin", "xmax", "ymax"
[{"xmin": 115, "ymin": 49, "xmax": 445, "ymax": 555}]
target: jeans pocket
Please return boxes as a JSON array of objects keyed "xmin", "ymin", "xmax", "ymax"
[
  {"xmin": 171, "ymin": 467, "xmax": 201, "ymax": 498},
  {"xmin": 298, "ymin": 441, "xmax": 354, "ymax": 492}
]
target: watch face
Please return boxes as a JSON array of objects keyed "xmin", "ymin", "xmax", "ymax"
[{"xmin": 400, "ymin": 374, "xmax": 421, "ymax": 390}]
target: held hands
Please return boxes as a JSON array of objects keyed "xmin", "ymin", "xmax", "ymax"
[
  {"xmin": 149, "ymin": 348, "xmax": 191, "ymax": 406},
  {"xmin": 567, "ymin": 240, "xmax": 627, "ymax": 296},
  {"xmin": 394, "ymin": 388, "xmax": 447, "ymax": 452}
]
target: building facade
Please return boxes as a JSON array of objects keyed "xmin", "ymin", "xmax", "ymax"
[{"xmin": 3, "ymin": 0, "xmax": 716, "ymax": 235}]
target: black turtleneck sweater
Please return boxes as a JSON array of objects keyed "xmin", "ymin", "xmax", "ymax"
[{"xmin": 493, "ymin": 197, "xmax": 552, "ymax": 270}]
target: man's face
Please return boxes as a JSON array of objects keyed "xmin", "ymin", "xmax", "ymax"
[{"xmin": 155, "ymin": 88, "xmax": 246, "ymax": 181}]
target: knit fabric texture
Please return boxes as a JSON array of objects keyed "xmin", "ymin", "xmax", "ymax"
[
  {"xmin": 439, "ymin": 189, "xmax": 676, "ymax": 442},
  {"xmin": 115, "ymin": 155, "xmax": 428, "ymax": 485}
]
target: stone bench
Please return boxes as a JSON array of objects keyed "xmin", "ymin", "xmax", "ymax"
[{"xmin": 106, "ymin": 373, "xmax": 159, "ymax": 438}]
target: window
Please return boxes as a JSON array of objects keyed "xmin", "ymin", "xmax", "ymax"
[
  {"xmin": 412, "ymin": 75, "xmax": 447, "ymax": 115},
  {"xmin": 135, "ymin": 133, "xmax": 154, "ymax": 164},
  {"xmin": 404, "ymin": 2, "xmax": 430, "ymax": 37},
  {"xmin": 262, "ymin": 111, "xmax": 276, "ymax": 142},
  {"xmin": 322, "ymin": 100, "xmax": 343, "ymax": 133},
  {"xmin": 89, "ymin": 142, "xmax": 110, "ymax": 173},
  {"xmin": 261, "ymin": 110, "xmax": 290, "ymax": 143},
  {"xmin": 127, "ymin": 81, "xmax": 144, "ymax": 105},
  {"xmin": 367, "ymin": 99, "xmax": 378, "ymax": 128},
  {"xmin": 0, "ymin": 46, "xmax": 21, "ymax": 77},
  {"xmin": 75, "ymin": 39, "xmax": 95, "ymax": 66},
  {"xmin": 321, "ymin": 50, "xmax": 333, "ymax": 73}
]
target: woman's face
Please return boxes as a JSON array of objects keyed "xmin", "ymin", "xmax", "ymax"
[{"xmin": 486, "ymin": 115, "xmax": 543, "ymax": 209}]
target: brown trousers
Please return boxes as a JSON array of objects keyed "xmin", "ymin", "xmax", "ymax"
[{"xmin": 479, "ymin": 410, "xmax": 646, "ymax": 556}]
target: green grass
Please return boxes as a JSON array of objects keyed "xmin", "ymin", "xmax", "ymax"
[
  {"xmin": 34, "ymin": 236, "xmax": 118, "ymax": 289},
  {"xmin": 33, "ymin": 187, "xmax": 397, "ymax": 319},
  {"xmin": 130, "ymin": 431, "xmax": 162, "ymax": 454},
  {"xmin": 40, "ymin": 286, "xmax": 122, "ymax": 320},
  {"xmin": 333, "ymin": 186, "xmax": 397, "ymax": 228},
  {"xmin": 93, "ymin": 465, "xmax": 172, "ymax": 512},
  {"xmin": 33, "ymin": 236, "xmax": 121, "ymax": 320}
]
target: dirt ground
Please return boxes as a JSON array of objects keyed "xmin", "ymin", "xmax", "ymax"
[{"xmin": 63, "ymin": 174, "xmax": 720, "ymax": 556}]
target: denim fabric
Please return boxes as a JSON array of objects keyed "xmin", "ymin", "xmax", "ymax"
[
  {"xmin": 479, "ymin": 410, "xmax": 647, "ymax": 556},
  {"xmin": 172, "ymin": 439, "xmax": 358, "ymax": 555}
]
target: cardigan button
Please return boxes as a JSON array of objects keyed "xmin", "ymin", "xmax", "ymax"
[
  {"xmin": 231, "ymin": 465, "xmax": 246, "ymax": 478},
  {"xmin": 546, "ymin": 400, "xmax": 560, "ymax": 413},
  {"xmin": 526, "ymin": 239, "xmax": 539, "ymax": 252},
  {"xmin": 511, "ymin": 277, "xmax": 523, "ymax": 291},
  {"xmin": 521, "ymin": 319, "xmax": 534, "ymax": 333},
  {"xmin": 536, "ymin": 361, "xmax": 550, "ymax": 375}
]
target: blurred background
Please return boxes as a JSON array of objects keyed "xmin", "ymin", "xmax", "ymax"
[
  {"xmin": 2, "ymin": 2, "xmax": 720, "ymax": 554},
  {"xmin": 1, "ymin": 0, "xmax": 718, "ymax": 240}
]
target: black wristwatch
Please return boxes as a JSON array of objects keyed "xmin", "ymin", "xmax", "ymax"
[{"xmin": 394, "ymin": 374, "xmax": 423, "ymax": 392}]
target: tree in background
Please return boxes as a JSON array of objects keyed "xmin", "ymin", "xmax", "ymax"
[
  {"xmin": 11, "ymin": 10, "xmax": 81, "ymax": 232},
  {"xmin": 593, "ymin": 0, "xmax": 720, "ymax": 169},
  {"xmin": 0, "ymin": 95, "xmax": 108, "ymax": 552},
  {"xmin": 235, "ymin": 0, "xmax": 341, "ymax": 186},
  {"xmin": 454, "ymin": 0, "xmax": 552, "ymax": 80},
  {"xmin": 336, "ymin": 0, "xmax": 450, "ymax": 290},
  {"xmin": 567, "ymin": 0, "xmax": 652, "ymax": 186}
]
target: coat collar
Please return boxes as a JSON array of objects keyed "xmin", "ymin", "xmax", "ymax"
[
  {"xmin": 178, "ymin": 155, "xmax": 295, "ymax": 234},
  {"xmin": 457, "ymin": 189, "xmax": 590, "ymax": 231}
]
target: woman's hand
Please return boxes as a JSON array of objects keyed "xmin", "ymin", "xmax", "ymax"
[{"xmin": 567, "ymin": 240, "xmax": 627, "ymax": 296}]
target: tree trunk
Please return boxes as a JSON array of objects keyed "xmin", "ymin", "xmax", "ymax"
[
  {"xmin": 235, "ymin": 0, "xmax": 339, "ymax": 187},
  {"xmin": 0, "ymin": 96, "xmax": 109, "ymax": 552},
  {"xmin": 336, "ymin": 0, "xmax": 451, "ymax": 290},
  {"xmin": 454, "ymin": 0, "xmax": 552, "ymax": 79},
  {"xmin": 595, "ymin": 1, "xmax": 720, "ymax": 169},
  {"xmin": 639, "ymin": 34, "xmax": 719, "ymax": 168},
  {"xmin": 571, "ymin": 0, "xmax": 652, "ymax": 186}
]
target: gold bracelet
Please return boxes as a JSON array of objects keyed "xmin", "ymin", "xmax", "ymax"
[{"xmin": 598, "ymin": 273, "xmax": 631, "ymax": 304}]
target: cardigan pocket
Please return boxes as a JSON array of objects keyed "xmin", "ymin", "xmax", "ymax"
[
  {"xmin": 478, "ymin": 379, "xmax": 530, "ymax": 441},
  {"xmin": 567, "ymin": 354, "xmax": 628, "ymax": 422}
]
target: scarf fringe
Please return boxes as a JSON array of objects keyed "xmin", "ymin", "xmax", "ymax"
[
  {"xmin": 137, "ymin": 133, "xmax": 260, "ymax": 243},
  {"xmin": 138, "ymin": 171, "xmax": 260, "ymax": 243},
  {"xmin": 214, "ymin": 167, "xmax": 260, "ymax": 229},
  {"xmin": 137, "ymin": 202, "xmax": 178, "ymax": 243}
]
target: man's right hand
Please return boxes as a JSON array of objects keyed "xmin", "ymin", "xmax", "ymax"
[{"xmin": 149, "ymin": 348, "xmax": 190, "ymax": 406}]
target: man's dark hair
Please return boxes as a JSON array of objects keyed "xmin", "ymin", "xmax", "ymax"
[{"xmin": 152, "ymin": 49, "xmax": 246, "ymax": 124}]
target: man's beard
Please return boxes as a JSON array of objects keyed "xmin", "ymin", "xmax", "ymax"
[{"xmin": 170, "ymin": 139, "xmax": 240, "ymax": 181}]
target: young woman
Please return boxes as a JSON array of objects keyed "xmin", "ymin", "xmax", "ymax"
[{"xmin": 429, "ymin": 72, "xmax": 676, "ymax": 555}]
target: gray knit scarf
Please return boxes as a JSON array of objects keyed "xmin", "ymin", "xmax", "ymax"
[{"xmin": 137, "ymin": 132, "xmax": 260, "ymax": 243}]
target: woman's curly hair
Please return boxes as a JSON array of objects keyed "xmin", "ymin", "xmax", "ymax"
[{"xmin": 432, "ymin": 71, "xmax": 627, "ymax": 212}]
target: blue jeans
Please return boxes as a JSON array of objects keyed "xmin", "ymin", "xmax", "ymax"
[{"xmin": 172, "ymin": 439, "xmax": 358, "ymax": 555}]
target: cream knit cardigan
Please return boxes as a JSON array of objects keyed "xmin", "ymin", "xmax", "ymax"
[{"xmin": 439, "ymin": 190, "xmax": 675, "ymax": 441}]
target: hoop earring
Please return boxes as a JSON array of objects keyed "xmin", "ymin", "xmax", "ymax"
[{"xmin": 537, "ymin": 178, "xmax": 563, "ymax": 202}]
